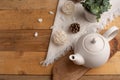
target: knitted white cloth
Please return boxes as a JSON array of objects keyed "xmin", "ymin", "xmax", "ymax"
[{"xmin": 42, "ymin": 0, "xmax": 120, "ymax": 66}]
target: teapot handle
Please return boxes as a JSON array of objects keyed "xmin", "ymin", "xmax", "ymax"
[{"xmin": 103, "ymin": 26, "xmax": 119, "ymax": 41}]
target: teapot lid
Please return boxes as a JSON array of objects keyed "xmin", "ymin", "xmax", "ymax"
[{"xmin": 83, "ymin": 33, "xmax": 105, "ymax": 53}]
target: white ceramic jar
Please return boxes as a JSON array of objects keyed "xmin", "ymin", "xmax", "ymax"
[
  {"xmin": 84, "ymin": 9, "xmax": 97, "ymax": 23},
  {"xmin": 69, "ymin": 26, "xmax": 119, "ymax": 68}
]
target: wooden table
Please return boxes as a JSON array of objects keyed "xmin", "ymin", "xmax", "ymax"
[{"xmin": 0, "ymin": 0, "xmax": 120, "ymax": 80}]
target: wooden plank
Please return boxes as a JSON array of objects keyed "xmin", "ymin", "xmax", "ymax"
[
  {"xmin": 0, "ymin": 51, "xmax": 120, "ymax": 75},
  {"xmin": 80, "ymin": 75, "xmax": 120, "ymax": 80},
  {"xmin": 0, "ymin": 75, "xmax": 51, "ymax": 80},
  {"xmin": 0, "ymin": 30, "xmax": 51, "ymax": 52},
  {"xmin": 0, "ymin": 75, "xmax": 120, "ymax": 80},
  {"xmin": 0, "ymin": 10, "xmax": 56, "ymax": 29},
  {"xmin": 0, "ymin": 0, "xmax": 58, "ymax": 9},
  {"xmin": 0, "ymin": 51, "xmax": 53, "ymax": 75}
]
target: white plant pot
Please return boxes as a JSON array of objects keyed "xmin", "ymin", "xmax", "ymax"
[{"xmin": 84, "ymin": 9, "xmax": 97, "ymax": 23}]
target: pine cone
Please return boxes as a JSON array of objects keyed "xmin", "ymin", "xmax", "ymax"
[{"xmin": 70, "ymin": 23, "xmax": 80, "ymax": 33}]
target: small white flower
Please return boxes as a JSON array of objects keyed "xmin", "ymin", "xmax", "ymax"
[
  {"xmin": 34, "ymin": 32, "xmax": 38, "ymax": 37},
  {"xmin": 38, "ymin": 18, "xmax": 43, "ymax": 23},
  {"xmin": 49, "ymin": 11, "xmax": 54, "ymax": 15}
]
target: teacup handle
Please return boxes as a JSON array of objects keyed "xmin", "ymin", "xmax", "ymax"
[{"xmin": 103, "ymin": 26, "xmax": 119, "ymax": 41}]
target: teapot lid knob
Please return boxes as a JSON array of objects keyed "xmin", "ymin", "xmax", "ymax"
[
  {"xmin": 83, "ymin": 33, "xmax": 105, "ymax": 53},
  {"xmin": 91, "ymin": 38, "xmax": 96, "ymax": 44}
]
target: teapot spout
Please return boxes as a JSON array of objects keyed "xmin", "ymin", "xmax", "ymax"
[{"xmin": 69, "ymin": 53, "xmax": 85, "ymax": 65}]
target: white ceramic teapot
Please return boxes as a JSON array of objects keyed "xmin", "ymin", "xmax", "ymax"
[{"xmin": 69, "ymin": 26, "xmax": 119, "ymax": 68}]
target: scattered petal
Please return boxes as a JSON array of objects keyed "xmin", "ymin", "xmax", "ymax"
[
  {"xmin": 49, "ymin": 11, "xmax": 54, "ymax": 15},
  {"xmin": 40, "ymin": 61, "xmax": 44, "ymax": 65},
  {"xmin": 50, "ymin": 26, "xmax": 55, "ymax": 29},
  {"xmin": 38, "ymin": 18, "xmax": 43, "ymax": 23},
  {"xmin": 34, "ymin": 32, "xmax": 38, "ymax": 37}
]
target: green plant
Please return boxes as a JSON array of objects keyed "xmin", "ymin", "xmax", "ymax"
[{"xmin": 81, "ymin": 0, "xmax": 111, "ymax": 21}]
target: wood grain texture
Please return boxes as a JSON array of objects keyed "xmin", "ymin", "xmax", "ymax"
[
  {"xmin": 0, "ymin": 75, "xmax": 120, "ymax": 80},
  {"xmin": 0, "ymin": 0, "xmax": 58, "ymax": 9},
  {"xmin": 0, "ymin": 10, "xmax": 56, "ymax": 29},
  {"xmin": 0, "ymin": 75, "xmax": 51, "ymax": 80},
  {"xmin": 53, "ymin": 52, "xmax": 90, "ymax": 80},
  {"xmin": 0, "ymin": 30, "xmax": 51, "ymax": 51},
  {"xmin": 0, "ymin": 0, "xmax": 58, "ymax": 29},
  {"xmin": 80, "ymin": 75, "xmax": 120, "ymax": 80},
  {"xmin": 0, "ymin": 51, "xmax": 120, "ymax": 75},
  {"xmin": 0, "ymin": 51, "xmax": 53, "ymax": 75}
]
